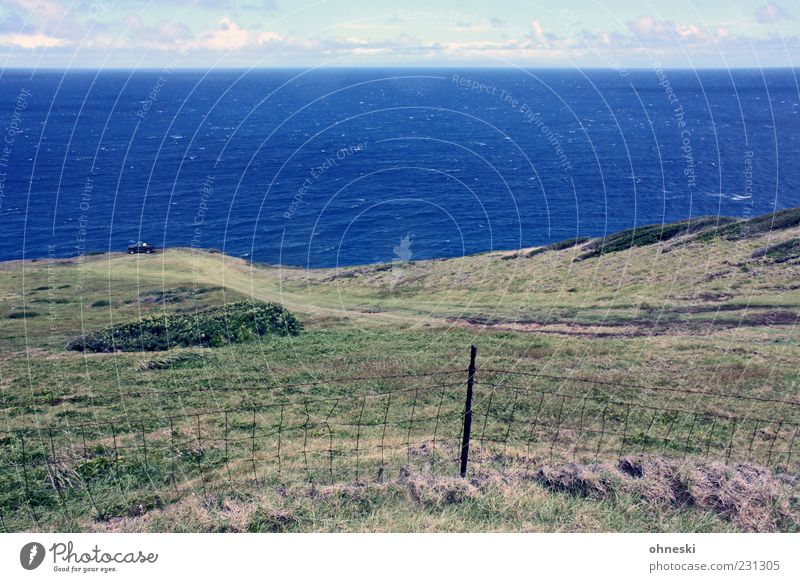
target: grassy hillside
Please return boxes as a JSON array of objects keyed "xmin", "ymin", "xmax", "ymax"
[{"xmin": 1, "ymin": 209, "xmax": 799, "ymax": 532}]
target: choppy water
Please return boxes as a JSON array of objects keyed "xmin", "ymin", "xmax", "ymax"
[{"xmin": 0, "ymin": 68, "xmax": 798, "ymax": 266}]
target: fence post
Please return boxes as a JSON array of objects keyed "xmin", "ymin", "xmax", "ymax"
[{"xmin": 460, "ymin": 345, "xmax": 478, "ymax": 478}]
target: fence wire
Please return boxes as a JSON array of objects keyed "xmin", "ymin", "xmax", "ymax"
[{"xmin": 1, "ymin": 351, "xmax": 797, "ymax": 531}]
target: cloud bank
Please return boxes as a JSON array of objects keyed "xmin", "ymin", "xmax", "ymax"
[{"xmin": 1, "ymin": 1, "xmax": 799, "ymax": 68}]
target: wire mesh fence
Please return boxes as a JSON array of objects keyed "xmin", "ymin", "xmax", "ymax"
[{"xmin": 1, "ymin": 346, "xmax": 798, "ymax": 531}]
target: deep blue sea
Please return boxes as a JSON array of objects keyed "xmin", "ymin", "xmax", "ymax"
[{"xmin": 0, "ymin": 68, "xmax": 798, "ymax": 267}]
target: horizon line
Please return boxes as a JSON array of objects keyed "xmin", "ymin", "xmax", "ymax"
[{"xmin": 2, "ymin": 65, "xmax": 799, "ymax": 72}]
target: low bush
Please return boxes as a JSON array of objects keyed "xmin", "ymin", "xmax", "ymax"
[
  {"xmin": 579, "ymin": 216, "xmax": 736, "ymax": 260},
  {"xmin": 692, "ymin": 207, "xmax": 800, "ymax": 243},
  {"xmin": 66, "ymin": 301, "xmax": 302, "ymax": 352}
]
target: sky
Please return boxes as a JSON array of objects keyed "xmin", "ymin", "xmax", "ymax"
[{"xmin": 1, "ymin": 0, "xmax": 799, "ymax": 68}]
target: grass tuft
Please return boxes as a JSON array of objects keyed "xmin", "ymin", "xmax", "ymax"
[{"xmin": 136, "ymin": 350, "xmax": 212, "ymax": 371}]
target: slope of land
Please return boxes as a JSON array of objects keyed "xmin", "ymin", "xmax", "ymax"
[{"xmin": 1, "ymin": 209, "xmax": 799, "ymax": 532}]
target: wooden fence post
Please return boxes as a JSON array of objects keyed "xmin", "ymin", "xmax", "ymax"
[{"xmin": 460, "ymin": 345, "xmax": 478, "ymax": 478}]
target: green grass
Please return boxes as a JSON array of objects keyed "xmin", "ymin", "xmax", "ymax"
[
  {"xmin": 1, "ymin": 208, "xmax": 799, "ymax": 532},
  {"xmin": 752, "ymin": 238, "xmax": 800, "ymax": 263},
  {"xmin": 502, "ymin": 236, "xmax": 591, "ymax": 260}
]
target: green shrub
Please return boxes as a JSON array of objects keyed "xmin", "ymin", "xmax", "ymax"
[
  {"xmin": 692, "ymin": 207, "xmax": 800, "ymax": 243},
  {"xmin": 66, "ymin": 301, "xmax": 302, "ymax": 352},
  {"xmin": 579, "ymin": 216, "xmax": 737, "ymax": 260},
  {"xmin": 90, "ymin": 299, "xmax": 110, "ymax": 308}
]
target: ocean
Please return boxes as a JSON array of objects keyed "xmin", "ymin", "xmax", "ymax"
[{"xmin": 0, "ymin": 68, "xmax": 798, "ymax": 267}]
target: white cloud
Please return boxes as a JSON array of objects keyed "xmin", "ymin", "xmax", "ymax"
[
  {"xmin": 0, "ymin": 32, "xmax": 71, "ymax": 48},
  {"xmin": 627, "ymin": 14, "xmax": 726, "ymax": 46},
  {"xmin": 335, "ymin": 22, "xmax": 403, "ymax": 31},
  {"xmin": 195, "ymin": 16, "xmax": 250, "ymax": 50},
  {"xmin": 3, "ymin": 0, "xmax": 85, "ymax": 39},
  {"xmin": 124, "ymin": 16, "xmax": 193, "ymax": 45},
  {"xmin": 755, "ymin": 3, "xmax": 793, "ymax": 23},
  {"xmin": 9, "ymin": 0, "xmax": 68, "ymax": 27},
  {"xmin": 1, "ymin": 6, "xmax": 797, "ymax": 67},
  {"xmin": 257, "ymin": 31, "xmax": 283, "ymax": 44}
]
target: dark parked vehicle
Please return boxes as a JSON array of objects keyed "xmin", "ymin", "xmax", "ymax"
[{"xmin": 127, "ymin": 242, "xmax": 155, "ymax": 254}]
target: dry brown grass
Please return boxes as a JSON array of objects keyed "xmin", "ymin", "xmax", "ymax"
[
  {"xmin": 536, "ymin": 455, "xmax": 799, "ymax": 532},
  {"xmin": 82, "ymin": 454, "xmax": 798, "ymax": 533},
  {"xmin": 535, "ymin": 463, "xmax": 616, "ymax": 500},
  {"xmin": 399, "ymin": 468, "xmax": 480, "ymax": 507},
  {"xmin": 91, "ymin": 494, "xmax": 285, "ymax": 533}
]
